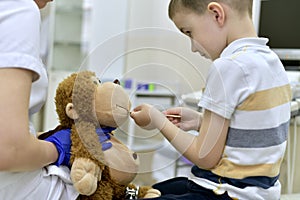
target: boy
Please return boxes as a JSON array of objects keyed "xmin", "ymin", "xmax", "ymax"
[{"xmin": 130, "ymin": 0, "xmax": 292, "ymax": 199}]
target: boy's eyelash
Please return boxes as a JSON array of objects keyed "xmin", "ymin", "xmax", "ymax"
[
  {"xmin": 180, "ymin": 28, "xmax": 192, "ymax": 37},
  {"xmin": 185, "ymin": 31, "xmax": 192, "ymax": 37}
]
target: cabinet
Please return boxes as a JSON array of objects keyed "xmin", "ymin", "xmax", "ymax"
[
  {"xmin": 49, "ymin": 0, "xmax": 89, "ymax": 71},
  {"xmin": 42, "ymin": 1, "xmax": 90, "ymax": 130}
]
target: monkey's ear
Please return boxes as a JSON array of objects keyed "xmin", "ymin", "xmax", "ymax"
[{"xmin": 65, "ymin": 103, "xmax": 79, "ymax": 120}]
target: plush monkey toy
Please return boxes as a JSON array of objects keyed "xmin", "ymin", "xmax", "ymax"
[{"xmin": 39, "ymin": 71, "xmax": 160, "ymax": 199}]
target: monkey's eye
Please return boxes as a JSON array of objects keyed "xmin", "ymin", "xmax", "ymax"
[
  {"xmin": 93, "ymin": 80, "xmax": 98, "ymax": 85},
  {"xmin": 91, "ymin": 77, "xmax": 101, "ymax": 85}
]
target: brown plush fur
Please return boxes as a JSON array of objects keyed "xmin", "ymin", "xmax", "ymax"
[{"xmin": 41, "ymin": 71, "xmax": 160, "ymax": 200}]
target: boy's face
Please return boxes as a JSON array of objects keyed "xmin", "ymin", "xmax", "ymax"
[{"xmin": 172, "ymin": 10, "xmax": 227, "ymax": 60}]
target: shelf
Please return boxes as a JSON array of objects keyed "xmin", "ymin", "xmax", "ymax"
[
  {"xmin": 54, "ymin": 12, "xmax": 82, "ymax": 43},
  {"xmin": 52, "ymin": 43, "xmax": 83, "ymax": 71},
  {"xmin": 50, "ymin": 1, "xmax": 84, "ymax": 71},
  {"xmin": 55, "ymin": 6, "xmax": 83, "ymax": 14},
  {"xmin": 55, "ymin": 0, "xmax": 83, "ymax": 10}
]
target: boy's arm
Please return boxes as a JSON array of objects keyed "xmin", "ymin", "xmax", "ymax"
[
  {"xmin": 161, "ymin": 109, "xmax": 229, "ymax": 169},
  {"xmin": 131, "ymin": 104, "xmax": 229, "ymax": 169}
]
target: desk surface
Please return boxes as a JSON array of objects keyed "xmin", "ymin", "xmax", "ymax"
[{"xmin": 291, "ymin": 100, "xmax": 299, "ymax": 117}]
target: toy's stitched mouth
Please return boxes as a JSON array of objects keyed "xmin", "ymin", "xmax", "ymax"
[{"xmin": 116, "ymin": 104, "xmax": 129, "ymax": 114}]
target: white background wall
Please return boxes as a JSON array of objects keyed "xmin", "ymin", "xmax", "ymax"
[
  {"xmin": 252, "ymin": 0, "xmax": 261, "ymax": 32},
  {"xmin": 87, "ymin": 0, "xmax": 210, "ymax": 93},
  {"xmin": 87, "ymin": 0, "xmax": 128, "ymax": 80}
]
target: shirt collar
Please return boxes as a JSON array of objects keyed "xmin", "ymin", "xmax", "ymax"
[{"xmin": 220, "ymin": 37, "xmax": 269, "ymax": 58}]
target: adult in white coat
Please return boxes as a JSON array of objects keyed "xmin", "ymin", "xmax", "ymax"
[{"xmin": 0, "ymin": 1, "xmax": 111, "ymax": 199}]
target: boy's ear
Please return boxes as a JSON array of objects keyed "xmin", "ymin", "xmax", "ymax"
[
  {"xmin": 207, "ymin": 2, "xmax": 225, "ymax": 26},
  {"xmin": 65, "ymin": 103, "xmax": 79, "ymax": 120}
]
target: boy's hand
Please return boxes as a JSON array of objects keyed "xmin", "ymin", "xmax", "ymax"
[
  {"xmin": 163, "ymin": 107, "xmax": 202, "ymax": 131},
  {"xmin": 130, "ymin": 103, "xmax": 167, "ymax": 131}
]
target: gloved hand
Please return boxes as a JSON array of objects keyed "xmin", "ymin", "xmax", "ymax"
[
  {"xmin": 96, "ymin": 127, "xmax": 113, "ymax": 150},
  {"xmin": 45, "ymin": 128, "xmax": 112, "ymax": 167}
]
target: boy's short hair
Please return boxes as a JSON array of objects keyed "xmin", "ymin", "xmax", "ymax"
[{"xmin": 168, "ymin": 0, "xmax": 253, "ymax": 19}]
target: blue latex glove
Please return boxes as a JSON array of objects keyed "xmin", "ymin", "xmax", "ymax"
[
  {"xmin": 96, "ymin": 127, "xmax": 114, "ymax": 150},
  {"xmin": 45, "ymin": 128, "xmax": 112, "ymax": 167}
]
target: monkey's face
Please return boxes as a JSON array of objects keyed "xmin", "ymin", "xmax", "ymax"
[{"xmin": 94, "ymin": 80, "xmax": 131, "ymax": 128}]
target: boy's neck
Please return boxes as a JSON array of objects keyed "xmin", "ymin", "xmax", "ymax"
[{"xmin": 226, "ymin": 16, "xmax": 258, "ymax": 45}]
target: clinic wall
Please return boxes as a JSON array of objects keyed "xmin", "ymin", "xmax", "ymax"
[
  {"xmin": 88, "ymin": 0, "xmax": 210, "ymax": 94},
  {"xmin": 87, "ymin": 0, "xmax": 128, "ymax": 80},
  {"xmin": 124, "ymin": 0, "xmax": 210, "ymax": 94}
]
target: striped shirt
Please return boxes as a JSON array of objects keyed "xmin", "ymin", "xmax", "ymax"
[{"xmin": 192, "ymin": 38, "xmax": 292, "ymax": 200}]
